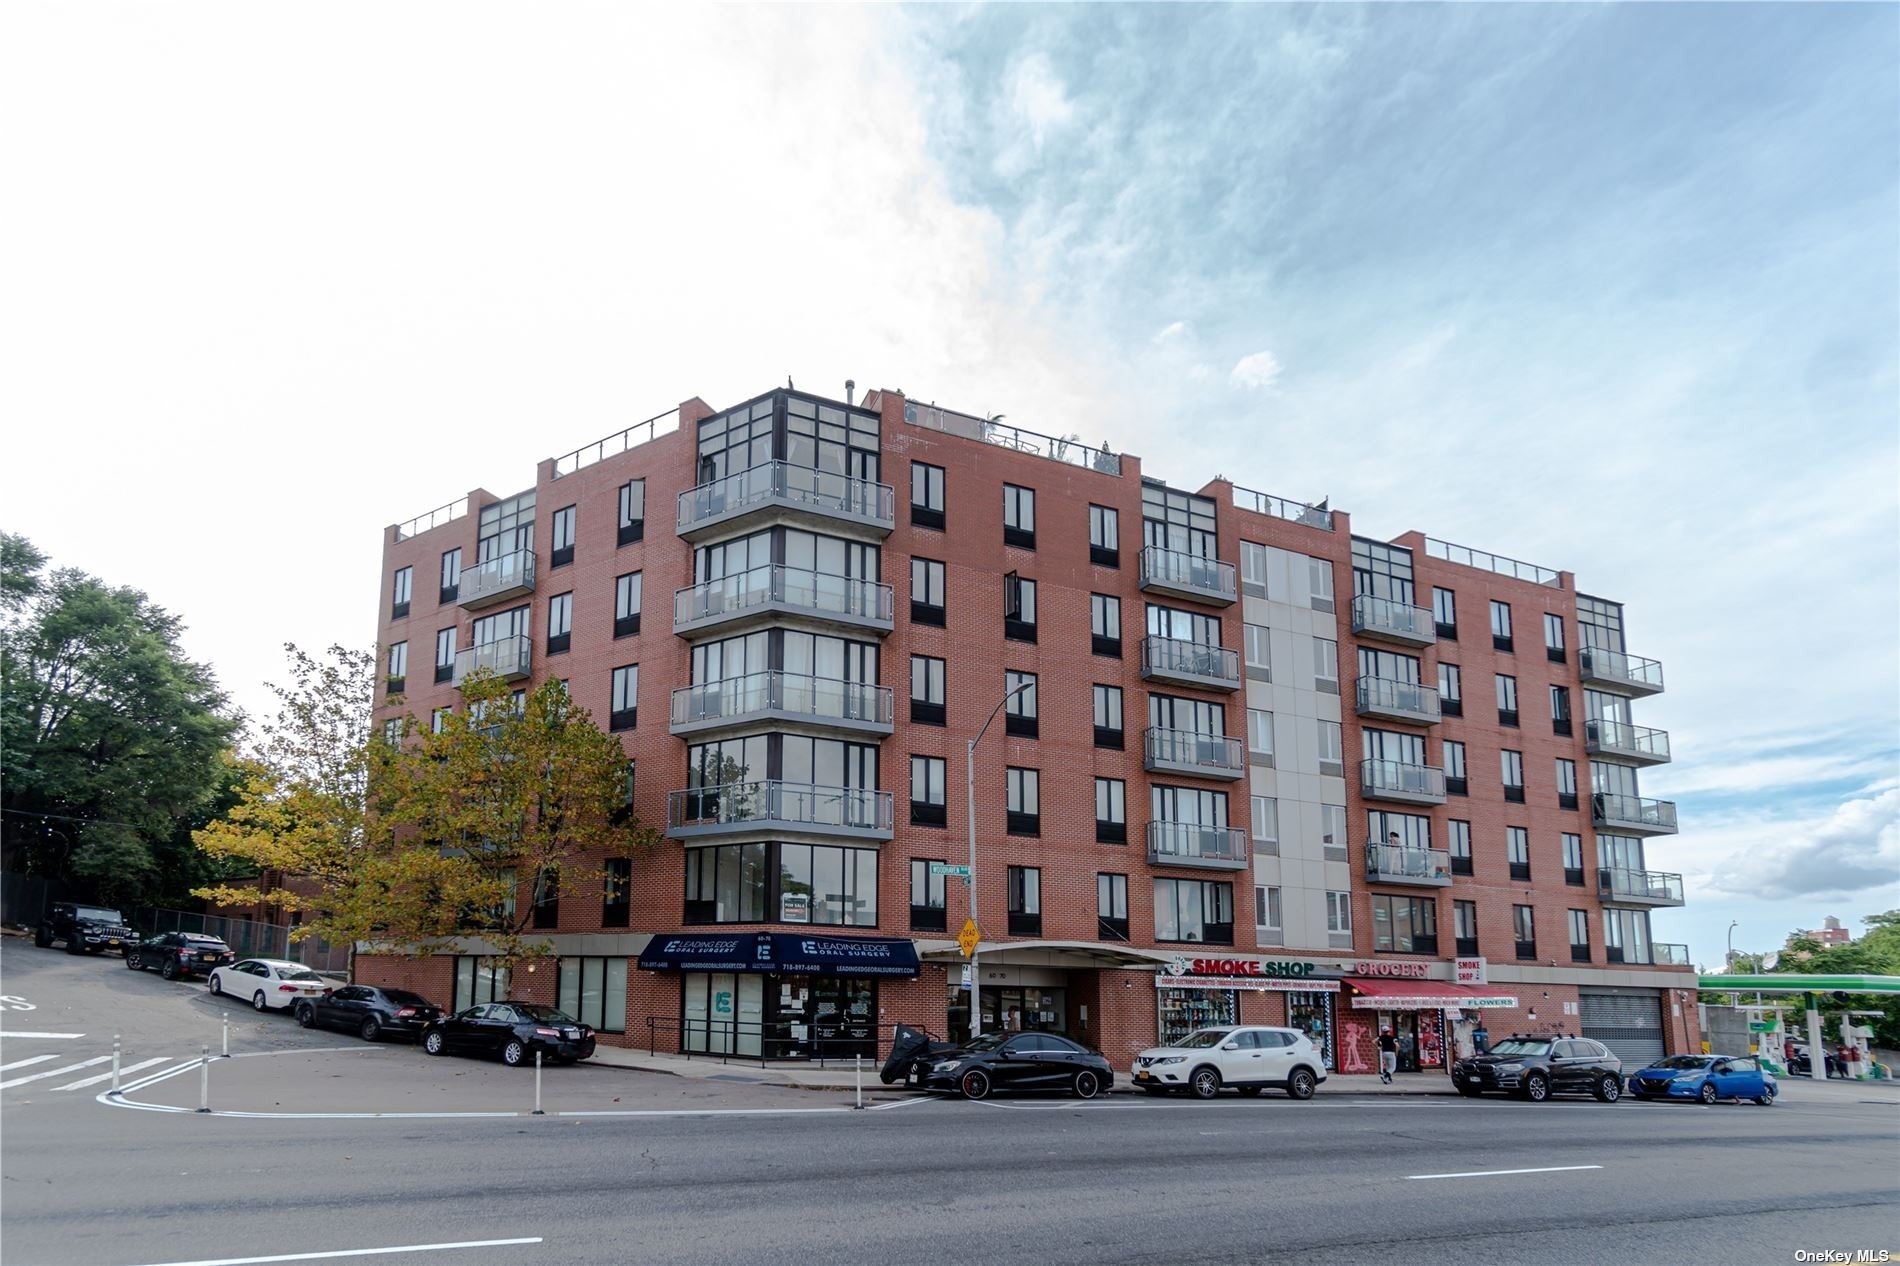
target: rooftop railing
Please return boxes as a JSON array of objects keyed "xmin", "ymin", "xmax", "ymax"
[
  {"xmin": 552, "ymin": 407, "xmax": 682, "ymax": 479},
  {"xmin": 1425, "ymin": 537, "xmax": 1561, "ymax": 587},
  {"xmin": 902, "ymin": 401, "xmax": 1121, "ymax": 476},
  {"xmin": 395, "ymin": 497, "xmax": 469, "ymax": 542},
  {"xmin": 1230, "ymin": 486, "xmax": 1334, "ymax": 531}
]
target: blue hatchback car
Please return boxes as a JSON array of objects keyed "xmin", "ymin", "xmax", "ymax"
[{"xmin": 1627, "ymin": 1054, "xmax": 1777, "ymax": 1105}]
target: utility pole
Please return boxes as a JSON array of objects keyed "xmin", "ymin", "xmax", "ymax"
[{"xmin": 966, "ymin": 679, "xmax": 1036, "ymax": 1041}]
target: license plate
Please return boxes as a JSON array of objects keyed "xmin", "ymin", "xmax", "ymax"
[
  {"xmin": 1463, "ymin": 1075, "xmax": 1480, "ymax": 1082},
  {"xmin": 107, "ymin": 939, "xmax": 120, "ymax": 945},
  {"xmin": 1135, "ymin": 1070, "xmax": 1150, "ymax": 1080},
  {"xmin": 200, "ymin": 954, "xmax": 216, "ymax": 962}
]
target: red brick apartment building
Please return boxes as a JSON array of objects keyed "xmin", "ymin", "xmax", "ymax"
[{"xmin": 361, "ymin": 384, "xmax": 1697, "ymax": 1075}]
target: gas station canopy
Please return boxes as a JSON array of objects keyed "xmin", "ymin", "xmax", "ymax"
[{"xmin": 1696, "ymin": 974, "xmax": 1900, "ymax": 994}]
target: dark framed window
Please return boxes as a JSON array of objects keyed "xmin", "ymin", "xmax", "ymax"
[
  {"xmin": 1556, "ymin": 758, "xmax": 1579, "ymax": 811},
  {"xmin": 1513, "ymin": 904, "xmax": 1536, "ymax": 960},
  {"xmin": 1448, "ymin": 820, "xmax": 1473, "ymax": 876},
  {"xmin": 1501, "ymin": 749, "xmax": 1525, "ymax": 803},
  {"xmin": 1089, "ymin": 504, "xmax": 1120, "ymax": 567},
  {"xmin": 1095, "ymin": 777, "xmax": 1126, "ymax": 844},
  {"xmin": 610, "ymin": 664, "xmax": 638, "ymax": 731},
  {"xmin": 435, "ymin": 627, "xmax": 457, "ymax": 684},
  {"xmin": 439, "ymin": 549, "xmax": 462, "ymax": 604},
  {"xmin": 1549, "ymin": 684, "xmax": 1572, "ymax": 737},
  {"xmin": 1562, "ymin": 832, "xmax": 1584, "ymax": 886},
  {"xmin": 386, "ymin": 641, "xmax": 407, "ymax": 695},
  {"xmin": 1006, "ymin": 767, "xmax": 1040, "ymax": 836},
  {"xmin": 602, "ymin": 858, "xmax": 631, "ymax": 928},
  {"xmin": 1003, "ymin": 484, "xmax": 1036, "ymax": 549},
  {"xmin": 1432, "ymin": 587, "xmax": 1457, "ymax": 640},
  {"xmin": 391, "ymin": 566, "xmax": 412, "ymax": 619},
  {"xmin": 1007, "ymin": 866, "xmax": 1041, "ymax": 936},
  {"xmin": 909, "ymin": 859, "xmax": 948, "ymax": 932},
  {"xmin": 1490, "ymin": 600, "xmax": 1513, "ymax": 652},
  {"xmin": 1371, "ymin": 894, "xmax": 1437, "ymax": 955},
  {"xmin": 1454, "ymin": 900, "xmax": 1478, "ymax": 958},
  {"xmin": 1507, "ymin": 826, "xmax": 1531, "ymax": 881},
  {"xmin": 556, "ymin": 956, "xmax": 627, "ymax": 1033},
  {"xmin": 1004, "ymin": 572, "xmax": 1037, "ymax": 642},
  {"xmin": 684, "ymin": 841, "xmax": 878, "ymax": 927},
  {"xmin": 1544, "ymin": 613, "xmax": 1566, "ymax": 663},
  {"xmin": 1097, "ymin": 873, "xmax": 1129, "ymax": 941},
  {"xmin": 1568, "ymin": 909, "xmax": 1590, "ymax": 963},
  {"xmin": 617, "ymin": 480, "xmax": 645, "ymax": 547},
  {"xmin": 910, "ymin": 558, "xmax": 946, "ymax": 626},
  {"xmin": 910, "ymin": 654, "xmax": 945, "ymax": 726},
  {"xmin": 1154, "ymin": 878, "xmax": 1234, "ymax": 946},
  {"xmin": 610, "ymin": 761, "xmax": 636, "ymax": 826},
  {"xmin": 1443, "ymin": 740, "xmax": 1468, "ymax": 797},
  {"xmin": 550, "ymin": 506, "xmax": 576, "ymax": 568},
  {"xmin": 547, "ymin": 592, "xmax": 572, "ymax": 656},
  {"xmin": 1092, "ymin": 684, "xmax": 1124, "ymax": 749},
  {"xmin": 910, "ymin": 462, "xmax": 945, "ymax": 530},
  {"xmin": 1091, "ymin": 593, "xmax": 1122, "ymax": 657},
  {"xmin": 531, "ymin": 867, "xmax": 560, "ymax": 930},
  {"xmin": 1438, "ymin": 662, "xmax": 1462, "ymax": 717},
  {"xmin": 614, "ymin": 572, "xmax": 643, "ymax": 638},
  {"xmin": 910, "ymin": 756, "xmax": 947, "ymax": 827},
  {"xmin": 1004, "ymin": 670, "xmax": 1038, "ymax": 738},
  {"xmin": 1496, "ymin": 673, "xmax": 1518, "ymax": 727}
]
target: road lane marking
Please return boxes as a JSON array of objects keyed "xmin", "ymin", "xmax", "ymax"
[
  {"xmin": 116, "ymin": 1057, "xmax": 208, "ymax": 1093},
  {"xmin": 0, "ymin": 1055, "xmax": 111, "ymax": 1089},
  {"xmin": 52, "ymin": 1057, "xmax": 169, "ymax": 1091},
  {"xmin": 0, "ymin": 1031, "xmax": 84, "ymax": 1040},
  {"xmin": 0, "ymin": 1054, "xmax": 59, "ymax": 1073},
  {"xmin": 118, "ymin": 1237, "xmax": 543, "ymax": 1266},
  {"xmin": 1405, "ymin": 1164, "xmax": 1603, "ymax": 1180}
]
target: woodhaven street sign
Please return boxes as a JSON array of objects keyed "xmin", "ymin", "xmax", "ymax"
[{"xmin": 930, "ymin": 863, "xmax": 972, "ymax": 878}]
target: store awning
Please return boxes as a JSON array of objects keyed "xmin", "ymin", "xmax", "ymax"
[
  {"xmin": 1345, "ymin": 977, "xmax": 1520, "ymax": 1009},
  {"xmin": 637, "ymin": 933, "xmax": 920, "ymax": 978}
]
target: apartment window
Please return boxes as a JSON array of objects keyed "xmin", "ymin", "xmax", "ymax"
[
  {"xmin": 1556, "ymin": 758, "xmax": 1579, "ymax": 810},
  {"xmin": 1454, "ymin": 900, "xmax": 1478, "ymax": 956},
  {"xmin": 614, "ymin": 572, "xmax": 643, "ymax": 638},
  {"xmin": 1549, "ymin": 684, "xmax": 1572, "ymax": 736},
  {"xmin": 380, "ymin": 718, "xmax": 402, "ymax": 746},
  {"xmin": 1326, "ymin": 891, "xmax": 1352, "ymax": 935},
  {"xmin": 1240, "ymin": 541, "xmax": 1269, "ymax": 597},
  {"xmin": 910, "ymin": 462, "xmax": 946, "ymax": 530},
  {"xmin": 1088, "ymin": 504, "xmax": 1120, "ymax": 567},
  {"xmin": 391, "ymin": 566, "xmax": 412, "ymax": 619},
  {"xmin": 439, "ymin": 549, "xmax": 462, "ymax": 604},
  {"xmin": 617, "ymin": 480, "xmax": 645, "ymax": 546},
  {"xmin": 1317, "ymin": 719, "xmax": 1343, "ymax": 776},
  {"xmin": 1006, "ymin": 767, "xmax": 1040, "ymax": 836},
  {"xmin": 1256, "ymin": 885, "xmax": 1283, "ymax": 932},
  {"xmin": 1154, "ymin": 878, "xmax": 1235, "ymax": 945},
  {"xmin": 547, "ymin": 592, "xmax": 572, "ymax": 655},
  {"xmin": 1443, "ymin": 740, "xmax": 1468, "ymax": 796},
  {"xmin": 910, "ymin": 756, "xmax": 947, "ymax": 827},
  {"xmin": 1508, "ymin": 826, "xmax": 1531, "ymax": 881},
  {"xmin": 1097, "ymin": 873, "xmax": 1129, "ymax": 941},
  {"xmin": 453, "ymin": 957, "xmax": 512, "ymax": 1013},
  {"xmin": 1438, "ymin": 663, "xmax": 1462, "ymax": 717},
  {"xmin": 531, "ymin": 867, "xmax": 560, "ymax": 930},
  {"xmin": 431, "ymin": 707, "xmax": 451, "ymax": 735},
  {"xmin": 910, "ymin": 655, "xmax": 945, "ymax": 726},
  {"xmin": 1490, "ymin": 599, "xmax": 1514, "ymax": 652},
  {"xmin": 1433, "ymin": 587, "xmax": 1457, "ymax": 639},
  {"xmin": 1371, "ymin": 894, "xmax": 1437, "ymax": 954},
  {"xmin": 1545, "ymin": 612, "xmax": 1567, "ymax": 663},
  {"xmin": 1369, "ymin": 810, "xmax": 1432, "ymax": 852},
  {"xmin": 1569, "ymin": 909, "xmax": 1591, "ymax": 962},
  {"xmin": 1244, "ymin": 624, "xmax": 1272, "ymax": 680},
  {"xmin": 386, "ymin": 641, "xmax": 407, "ymax": 694},
  {"xmin": 1091, "ymin": 594, "xmax": 1123, "ymax": 657},
  {"xmin": 609, "ymin": 665, "xmax": 638, "ymax": 731},
  {"xmin": 1314, "ymin": 637, "xmax": 1339, "ymax": 693},
  {"xmin": 1250, "ymin": 796, "xmax": 1279, "ymax": 855},
  {"xmin": 1309, "ymin": 557, "xmax": 1336, "ymax": 612},
  {"xmin": 1496, "ymin": 673, "xmax": 1519, "ymax": 727},
  {"xmin": 684, "ymin": 841, "xmax": 877, "ymax": 927},
  {"xmin": 910, "ymin": 558, "xmax": 946, "ymax": 626},
  {"xmin": 1320, "ymin": 804, "xmax": 1348, "ymax": 858},
  {"xmin": 1514, "ymin": 905, "xmax": 1537, "ymax": 959},
  {"xmin": 601, "ymin": 858, "xmax": 631, "ymax": 928},
  {"xmin": 554, "ymin": 956, "xmax": 627, "ymax": 1033},
  {"xmin": 1004, "ymin": 670, "xmax": 1038, "ymax": 738},
  {"xmin": 1092, "ymin": 685, "xmax": 1124, "ymax": 749},
  {"xmin": 1247, "ymin": 709, "xmax": 1275, "ymax": 766},
  {"xmin": 1351, "ymin": 538, "xmax": 1415, "ymax": 604},
  {"xmin": 1095, "ymin": 777, "xmax": 1127, "ymax": 844},
  {"xmin": 1448, "ymin": 819, "xmax": 1473, "ymax": 876},
  {"xmin": 1003, "ymin": 484, "xmax": 1036, "ymax": 549},
  {"xmin": 1143, "ymin": 484, "xmax": 1219, "ymax": 558},
  {"xmin": 1007, "ymin": 865, "xmax": 1042, "ymax": 936},
  {"xmin": 1501, "ymin": 749, "xmax": 1525, "ymax": 803},
  {"xmin": 909, "ymin": 859, "xmax": 948, "ymax": 932},
  {"xmin": 1004, "ymin": 572, "xmax": 1037, "ymax": 642},
  {"xmin": 1563, "ymin": 832, "xmax": 1584, "ymax": 885},
  {"xmin": 550, "ymin": 507, "xmax": 576, "ymax": 569},
  {"xmin": 616, "ymin": 761, "xmax": 636, "ymax": 824},
  {"xmin": 434, "ymin": 627, "xmax": 457, "ymax": 683}
]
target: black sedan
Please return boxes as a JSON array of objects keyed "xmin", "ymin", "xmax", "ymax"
[
  {"xmin": 126, "ymin": 932, "xmax": 235, "ymax": 980},
  {"xmin": 295, "ymin": 984, "xmax": 443, "ymax": 1042},
  {"xmin": 917, "ymin": 1031, "xmax": 1113, "ymax": 1100},
  {"xmin": 421, "ymin": 1002, "xmax": 597, "ymax": 1066},
  {"xmin": 1451, "ymin": 1035, "xmax": 1624, "ymax": 1102}
]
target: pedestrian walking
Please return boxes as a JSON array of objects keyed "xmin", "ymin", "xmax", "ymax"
[{"xmin": 1377, "ymin": 1026, "xmax": 1399, "ymax": 1083}]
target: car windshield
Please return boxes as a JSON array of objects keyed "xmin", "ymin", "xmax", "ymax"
[
  {"xmin": 513, "ymin": 1004, "xmax": 578, "ymax": 1024},
  {"xmin": 1487, "ymin": 1039, "xmax": 1552, "ymax": 1057},
  {"xmin": 76, "ymin": 907, "xmax": 125, "ymax": 923},
  {"xmin": 383, "ymin": 990, "xmax": 432, "ymax": 1006},
  {"xmin": 961, "ymin": 1033, "xmax": 1011, "ymax": 1053},
  {"xmin": 1649, "ymin": 1055, "xmax": 1713, "ymax": 1070},
  {"xmin": 182, "ymin": 935, "xmax": 228, "ymax": 947},
  {"xmin": 1174, "ymin": 1029, "xmax": 1234, "ymax": 1049}
]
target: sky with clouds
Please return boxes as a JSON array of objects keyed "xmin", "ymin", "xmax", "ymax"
[{"xmin": 3, "ymin": 3, "xmax": 1895, "ymax": 967}]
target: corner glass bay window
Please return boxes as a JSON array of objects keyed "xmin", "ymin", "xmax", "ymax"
[
  {"xmin": 683, "ymin": 841, "xmax": 878, "ymax": 927},
  {"xmin": 1154, "ymin": 878, "xmax": 1234, "ymax": 945}
]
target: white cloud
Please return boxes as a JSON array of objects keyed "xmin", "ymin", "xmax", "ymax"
[
  {"xmin": 1230, "ymin": 350, "xmax": 1283, "ymax": 389},
  {"xmin": 1678, "ymin": 785, "xmax": 1900, "ymax": 902},
  {"xmin": 1008, "ymin": 52, "xmax": 1076, "ymax": 148},
  {"xmin": 1152, "ymin": 320, "xmax": 1190, "ymax": 345}
]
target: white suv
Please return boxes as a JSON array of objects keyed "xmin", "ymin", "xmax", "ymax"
[{"xmin": 1132, "ymin": 1026, "xmax": 1328, "ymax": 1100}]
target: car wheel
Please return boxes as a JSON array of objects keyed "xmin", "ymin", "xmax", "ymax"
[
  {"xmin": 1594, "ymin": 1074, "xmax": 1622, "ymax": 1103},
  {"xmin": 423, "ymin": 1030, "xmax": 446, "ymax": 1056},
  {"xmin": 208, "ymin": 974, "xmax": 223, "ymax": 997},
  {"xmin": 501, "ymin": 1039, "xmax": 527, "ymax": 1067},
  {"xmin": 34, "ymin": 927, "xmax": 52, "ymax": 948},
  {"xmin": 1237, "ymin": 1086, "xmax": 1264, "ymax": 1097},
  {"xmin": 1286, "ymin": 1068, "xmax": 1318, "ymax": 1101},
  {"xmin": 1189, "ymin": 1066, "xmax": 1221, "ymax": 1099},
  {"xmin": 1521, "ymin": 1071, "xmax": 1550, "ymax": 1102},
  {"xmin": 1755, "ymin": 1087, "xmax": 1776, "ymax": 1106},
  {"xmin": 126, "ymin": 952, "xmax": 141, "ymax": 970},
  {"xmin": 959, "ymin": 1068, "xmax": 992, "ymax": 1100},
  {"xmin": 251, "ymin": 990, "xmax": 269, "ymax": 1013},
  {"xmin": 159, "ymin": 958, "xmax": 178, "ymax": 981},
  {"xmin": 295, "ymin": 1002, "xmax": 315, "ymax": 1028},
  {"xmin": 1072, "ymin": 1070, "xmax": 1102, "ymax": 1100},
  {"xmin": 1698, "ymin": 1081, "xmax": 1718, "ymax": 1105},
  {"xmin": 65, "ymin": 936, "xmax": 84, "ymax": 955},
  {"xmin": 359, "ymin": 1017, "xmax": 381, "ymax": 1043}
]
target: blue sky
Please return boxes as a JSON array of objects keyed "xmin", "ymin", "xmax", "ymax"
[{"xmin": 3, "ymin": 3, "xmax": 1894, "ymax": 967}]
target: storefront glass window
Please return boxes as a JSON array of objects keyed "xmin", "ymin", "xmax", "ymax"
[
  {"xmin": 1288, "ymin": 991, "xmax": 1335, "ymax": 1070},
  {"xmin": 1157, "ymin": 987, "xmax": 1238, "ymax": 1047}
]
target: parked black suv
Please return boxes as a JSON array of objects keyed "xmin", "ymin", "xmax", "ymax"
[
  {"xmin": 1451, "ymin": 1036, "xmax": 1624, "ymax": 1102},
  {"xmin": 35, "ymin": 903, "xmax": 136, "ymax": 954},
  {"xmin": 126, "ymin": 932, "xmax": 236, "ymax": 980}
]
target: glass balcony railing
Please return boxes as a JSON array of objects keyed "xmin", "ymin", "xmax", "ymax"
[
  {"xmin": 1593, "ymin": 793, "xmax": 1679, "ymax": 836},
  {"xmin": 1365, "ymin": 842, "xmax": 1453, "ymax": 887},
  {"xmin": 675, "ymin": 460, "xmax": 895, "ymax": 538},
  {"xmin": 1580, "ymin": 646, "xmax": 1666, "ymax": 696},
  {"xmin": 452, "ymin": 634, "xmax": 532, "ymax": 685},
  {"xmin": 669, "ymin": 672, "xmax": 893, "ymax": 734},
  {"xmin": 459, "ymin": 549, "xmax": 536, "ymax": 610},
  {"xmin": 1654, "ymin": 943, "xmax": 1692, "ymax": 967},
  {"xmin": 673, "ymin": 565, "xmax": 894, "ymax": 633},
  {"xmin": 1360, "ymin": 758, "xmax": 1448, "ymax": 804},
  {"xmin": 666, "ymin": 780, "xmax": 894, "ymax": 840},
  {"xmin": 1351, "ymin": 594, "xmax": 1437, "ymax": 646},
  {"xmin": 1138, "ymin": 546, "xmax": 1237, "ymax": 605},
  {"xmin": 1598, "ymin": 866, "xmax": 1686, "ymax": 906},
  {"xmin": 1146, "ymin": 821, "xmax": 1249, "ymax": 870},
  {"xmin": 1355, "ymin": 676, "xmax": 1442, "ymax": 723},
  {"xmin": 1139, "ymin": 637, "xmax": 1241, "ymax": 689},
  {"xmin": 1143, "ymin": 728, "xmax": 1244, "ymax": 778},
  {"xmin": 1585, "ymin": 719, "xmax": 1672, "ymax": 765}
]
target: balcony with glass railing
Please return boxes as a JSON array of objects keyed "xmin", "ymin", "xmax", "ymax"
[
  {"xmin": 1146, "ymin": 821, "xmax": 1249, "ymax": 871},
  {"xmin": 1360, "ymin": 759, "xmax": 1448, "ymax": 806},
  {"xmin": 1585, "ymin": 719, "xmax": 1672, "ymax": 766},
  {"xmin": 1593, "ymin": 793, "xmax": 1679, "ymax": 836},
  {"xmin": 673, "ymin": 565, "xmax": 894, "ymax": 637},
  {"xmin": 675, "ymin": 460, "xmax": 895, "ymax": 543},
  {"xmin": 1355, "ymin": 676, "xmax": 1442, "ymax": 725},
  {"xmin": 1365, "ymin": 842, "xmax": 1453, "ymax": 887},
  {"xmin": 1350, "ymin": 594, "xmax": 1437, "ymax": 648},
  {"xmin": 452, "ymin": 635, "xmax": 532, "ymax": 685},
  {"xmin": 1580, "ymin": 646, "xmax": 1666, "ymax": 697},
  {"xmin": 1139, "ymin": 637, "xmax": 1241, "ymax": 692},
  {"xmin": 668, "ymin": 672, "xmax": 894, "ymax": 739},
  {"xmin": 1653, "ymin": 943, "xmax": 1692, "ymax": 967},
  {"xmin": 1143, "ymin": 728, "xmax": 1245, "ymax": 781},
  {"xmin": 1598, "ymin": 866, "xmax": 1686, "ymax": 907},
  {"xmin": 1138, "ymin": 546, "xmax": 1237, "ymax": 607},
  {"xmin": 459, "ymin": 549, "xmax": 536, "ymax": 610},
  {"xmin": 666, "ymin": 780, "xmax": 894, "ymax": 843}
]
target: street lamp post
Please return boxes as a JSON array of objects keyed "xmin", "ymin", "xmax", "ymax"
[{"xmin": 966, "ymin": 679, "xmax": 1036, "ymax": 1041}]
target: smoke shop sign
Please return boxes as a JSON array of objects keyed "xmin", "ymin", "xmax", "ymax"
[
  {"xmin": 1352, "ymin": 960, "xmax": 1432, "ymax": 979},
  {"xmin": 1157, "ymin": 957, "xmax": 1339, "ymax": 993}
]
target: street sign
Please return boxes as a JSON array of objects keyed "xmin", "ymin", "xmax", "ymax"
[
  {"xmin": 958, "ymin": 918, "xmax": 982, "ymax": 957},
  {"xmin": 1455, "ymin": 956, "xmax": 1487, "ymax": 986},
  {"xmin": 930, "ymin": 862, "xmax": 972, "ymax": 878},
  {"xmin": 1749, "ymin": 1021, "xmax": 1777, "ymax": 1032},
  {"xmin": 960, "ymin": 964, "xmax": 973, "ymax": 988}
]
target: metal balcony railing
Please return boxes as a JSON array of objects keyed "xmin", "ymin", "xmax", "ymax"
[
  {"xmin": 1138, "ymin": 546, "xmax": 1237, "ymax": 605},
  {"xmin": 1585, "ymin": 719, "xmax": 1672, "ymax": 765},
  {"xmin": 1653, "ymin": 943, "xmax": 1691, "ymax": 967},
  {"xmin": 1145, "ymin": 821, "xmax": 1249, "ymax": 870},
  {"xmin": 675, "ymin": 460, "xmax": 895, "ymax": 538},
  {"xmin": 673, "ymin": 565, "xmax": 894, "ymax": 633},
  {"xmin": 452, "ymin": 634, "xmax": 532, "ymax": 685},
  {"xmin": 1364, "ymin": 842, "xmax": 1453, "ymax": 887},
  {"xmin": 1143, "ymin": 728, "xmax": 1245, "ymax": 778},
  {"xmin": 1580, "ymin": 646, "xmax": 1666, "ymax": 696},
  {"xmin": 669, "ymin": 672, "xmax": 893, "ymax": 735},
  {"xmin": 459, "ymin": 549, "xmax": 536, "ymax": 610},
  {"xmin": 667, "ymin": 780, "xmax": 894, "ymax": 840},
  {"xmin": 1355, "ymin": 676, "xmax": 1442, "ymax": 723},
  {"xmin": 1360, "ymin": 759, "xmax": 1448, "ymax": 804},
  {"xmin": 1597, "ymin": 866, "xmax": 1686, "ymax": 906},
  {"xmin": 1139, "ymin": 637, "xmax": 1241, "ymax": 689},
  {"xmin": 1350, "ymin": 594, "xmax": 1437, "ymax": 646},
  {"xmin": 1593, "ymin": 793, "xmax": 1679, "ymax": 836}
]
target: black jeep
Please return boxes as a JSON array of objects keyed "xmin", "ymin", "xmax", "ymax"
[{"xmin": 35, "ymin": 903, "xmax": 137, "ymax": 955}]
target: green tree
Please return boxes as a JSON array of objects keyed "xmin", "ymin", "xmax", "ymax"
[
  {"xmin": 1759, "ymin": 911, "xmax": 1900, "ymax": 1049},
  {"xmin": 0, "ymin": 534, "xmax": 238, "ymax": 907}
]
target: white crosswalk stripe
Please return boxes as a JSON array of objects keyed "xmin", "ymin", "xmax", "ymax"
[
  {"xmin": 0, "ymin": 1055, "xmax": 112, "ymax": 1090},
  {"xmin": 52, "ymin": 1056, "xmax": 169, "ymax": 1091},
  {"xmin": 0, "ymin": 1054, "xmax": 60, "ymax": 1073}
]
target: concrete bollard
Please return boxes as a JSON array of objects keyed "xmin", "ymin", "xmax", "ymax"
[
  {"xmin": 197, "ymin": 1045, "xmax": 210, "ymax": 1113},
  {"xmin": 109, "ymin": 1035, "xmax": 122, "ymax": 1096},
  {"xmin": 532, "ymin": 1050, "xmax": 545, "ymax": 1115}
]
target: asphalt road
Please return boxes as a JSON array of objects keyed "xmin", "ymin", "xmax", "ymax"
[{"xmin": 4, "ymin": 936, "xmax": 1897, "ymax": 1266}]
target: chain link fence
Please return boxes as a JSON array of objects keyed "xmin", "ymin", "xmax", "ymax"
[{"xmin": 138, "ymin": 907, "xmax": 351, "ymax": 976}]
